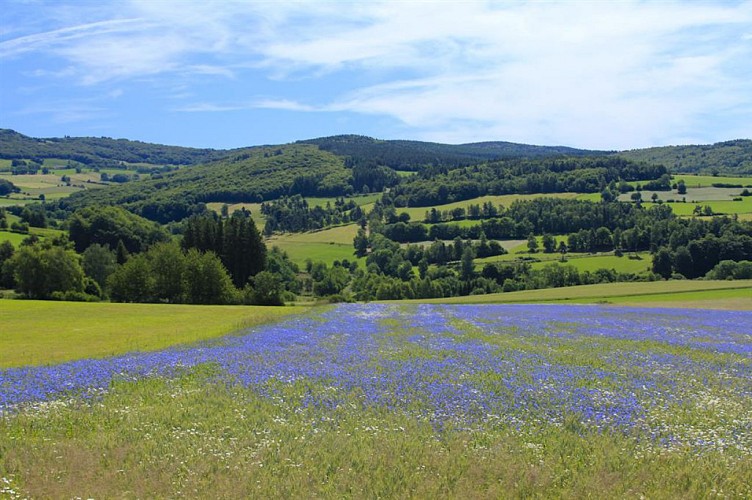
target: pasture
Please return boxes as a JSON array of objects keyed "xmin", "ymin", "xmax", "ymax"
[
  {"xmin": 528, "ymin": 253, "xmax": 652, "ymax": 274},
  {"xmin": 395, "ymin": 193, "xmax": 579, "ymax": 221},
  {"xmin": 266, "ymin": 224, "xmax": 362, "ymax": 266},
  {"xmin": 0, "ymin": 170, "xmax": 108, "ymax": 201},
  {"xmin": 1, "ymin": 302, "xmax": 750, "ymax": 497}
]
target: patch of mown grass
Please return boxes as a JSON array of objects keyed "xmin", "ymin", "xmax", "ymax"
[
  {"xmin": 529, "ymin": 253, "xmax": 652, "ymax": 274},
  {"xmin": 0, "ymin": 300, "xmax": 308, "ymax": 368},
  {"xmin": 0, "ymin": 230, "xmax": 29, "ymax": 247},
  {"xmin": 267, "ymin": 238, "xmax": 362, "ymax": 267}
]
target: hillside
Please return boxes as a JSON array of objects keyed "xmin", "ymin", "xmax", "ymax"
[
  {"xmin": 618, "ymin": 139, "xmax": 752, "ymax": 175},
  {"xmin": 56, "ymin": 144, "xmax": 350, "ymax": 222},
  {"xmin": 301, "ymin": 135, "xmax": 609, "ymax": 171},
  {"xmin": 0, "ymin": 128, "xmax": 230, "ymax": 166}
]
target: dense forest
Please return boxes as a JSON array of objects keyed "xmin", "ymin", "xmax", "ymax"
[
  {"xmin": 388, "ymin": 157, "xmax": 667, "ymax": 206},
  {"xmin": 300, "ymin": 135, "xmax": 608, "ymax": 171},
  {"xmin": 3, "ymin": 128, "xmax": 750, "ymax": 175},
  {"xmin": 0, "ymin": 128, "xmax": 231, "ymax": 166},
  {"xmin": 618, "ymin": 139, "xmax": 752, "ymax": 175},
  {"xmin": 54, "ymin": 145, "xmax": 352, "ymax": 223}
]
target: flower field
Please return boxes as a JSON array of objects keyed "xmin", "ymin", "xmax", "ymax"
[{"xmin": 2, "ymin": 303, "xmax": 751, "ymax": 497}]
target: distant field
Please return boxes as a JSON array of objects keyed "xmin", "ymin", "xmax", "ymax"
[
  {"xmin": 397, "ymin": 193, "xmax": 579, "ymax": 220},
  {"xmin": 270, "ymin": 223, "xmax": 359, "ymax": 245},
  {"xmin": 0, "ymin": 197, "xmax": 32, "ymax": 207},
  {"xmin": 268, "ymin": 240, "xmax": 360, "ymax": 267},
  {"xmin": 0, "ymin": 300, "xmax": 308, "ymax": 368},
  {"xmin": 0, "ymin": 230, "xmax": 29, "ymax": 246},
  {"xmin": 619, "ymin": 187, "xmax": 747, "ymax": 203},
  {"xmin": 637, "ymin": 197, "xmax": 752, "ymax": 216},
  {"xmin": 0, "ymin": 170, "xmax": 109, "ymax": 200},
  {"xmin": 671, "ymin": 174, "xmax": 752, "ymax": 187},
  {"xmin": 529, "ymin": 253, "xmax": 652, "ymax": 274},
  {"xmin": 304, "ymin": 193, "xmax": 381, "ymax": 207},
  {"xmin": 409, "ymin": 280, "xmax": 752, "ymax": 309},
  {"xmin": 265, "ymin": 224, "xmax": 363, "ymax": 266},
  {"xmin": 474, "ymin": 249, "xmax": 653, "ymax": 275},
  {"xmin": 0, "ymin": 217, "xmax": 66, "ymax": 246},
  {"xmin": 207, "ymin": 194, "xmax": 380, "ymax": 229}
]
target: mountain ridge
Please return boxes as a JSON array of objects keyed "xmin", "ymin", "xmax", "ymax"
[{"xmin": 2, "ymin": 128, "xmax": 749, "ymax": 175}]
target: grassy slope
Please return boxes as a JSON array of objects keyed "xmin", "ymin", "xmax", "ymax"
[
  {"xmin": 528, "ymin": 253, "xmax": 652, "ymax": 274},
  {"xmin": 396, "ymin": 193, "xmax": 579, "ymax": 220},
  {"xmin": 406, "ymin": 280, "xmax": 752, "ymax": 309},
  {"xmin": 0, "ymin": 301, "xmax": 308, "ymax": 368},
  {"xmin": 670, "ymin": 174, "xmax": 752, "ymax": 187},
  {"xmin": 266, "ymin": 224, "xmax": 363, "ymax": 266},
  {"xmin": 0, "ymin": 215, "xmax": 66, "ymax": 247}
]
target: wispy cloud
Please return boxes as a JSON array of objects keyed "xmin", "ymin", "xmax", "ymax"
[
  {"xmin": 16, "ymin": 100, "xmax": 109, "ymax": 124},
  {"xmin": 0, "ymin": 18, "xmax": 144, "ymax": 59},
  {"xmin": 2, "ymin": 0, "xmax": 751, "ymax": 147}
]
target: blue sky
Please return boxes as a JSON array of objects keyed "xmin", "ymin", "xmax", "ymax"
[{"xmin": 1, "ymin": 1, "xmax": 751, "ymax": 150}]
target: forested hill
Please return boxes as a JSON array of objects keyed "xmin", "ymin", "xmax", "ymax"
[
  {"xmin": 3, "ymin": 129, "xmax": 750, "ymax": 175},
  {"xmin": 300, "ymin": 135, "xmax": 609, "ymax": 171},
  {"xmin": 0, "ymin": 128, "xmax": 231, "ymax": 166},
  {"xmin": 618, "ymin": 139, "xmax": 752, "ymax": 175},
  {"xmin": 56, "ymin": 144, "xmax": 351, "ymax": 223}
]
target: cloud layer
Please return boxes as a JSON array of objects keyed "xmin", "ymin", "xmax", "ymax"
[{"xmin": 2, "ymin": 0, "xmax": 751, "ymax": 148}]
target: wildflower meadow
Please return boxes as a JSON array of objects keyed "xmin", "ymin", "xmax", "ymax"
[{"xmin": 1, "ymin": 303, "xmax": 751, "ymax": 497}]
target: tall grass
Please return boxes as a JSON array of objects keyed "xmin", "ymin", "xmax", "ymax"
[{"xmin": 2, "ymin": 303, "xmax": 751, "ymax": 497}]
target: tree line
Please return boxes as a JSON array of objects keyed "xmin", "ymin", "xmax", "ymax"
[{"xmin": 0, "ymin": 206, "xmax": 295, "ymax": 305}]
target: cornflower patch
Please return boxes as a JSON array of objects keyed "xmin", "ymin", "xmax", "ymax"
[{"xmin": 1, "ymin": 303, "xmax": 751, "ymax": 457}]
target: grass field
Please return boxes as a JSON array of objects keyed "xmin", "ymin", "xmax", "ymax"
[
  {"xmin": 266, "ymin": 224, "xmax": 363, "ymax": 266},
  {"xmin": 651, "ymin": 197, "xmax": 752, "ymax": 216},
  {"xmin": 0, "ymin": 171, "xmax": 110, "ymax": 200},
  {"xmin": 0, "ymin": 301, "xmax": 308, "ymax": 368},
  {"xmin": 0, "ymin": 197, "xmax": 35, "ymax": 207},
  {"xmin": 207, "ymin": 194, "xmax": 381, "ymax": 229},
  {"xmin": 0, "ymin": 225, "xmax": 66, "ymax": 247},
  {"xmin": 408, "ymin": 279, "xmax": 752, "ymax": 309},
  {"xmin": 1, "ymin": 302, "xmax": 750, "ymax": 497},
  {"xmin": 670, "ymin": 173, "xmax": 752, "ymax": 187},
  {"xmin": 396, "ymin": 193, "xmax": 579, "ymax": 220},
  {"xmin": 0, "ymin": 231, "xmax": 29, "ymax": 247},
  {"xmin": 268, "ymin": 240, "xmax": 360, "ymax": 267},
  {"xmin": 529, "ymin": 253, "xmax": 652, "ymax": 274}
]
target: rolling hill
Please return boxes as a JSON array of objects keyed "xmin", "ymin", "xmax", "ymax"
[
  {"xmin": 0, "ymin": 128, "xmax": 231, "ymax": 166},
  {"xmin": 300, "ymin": 135, "xmax": 610, "ymax": 170},
  {"xmin": 618, "ymin": 139, "xmax": 752, "ymax": 175},
  {"xmin": 54, "ymin": 144, "xmax": 351, "ymax": 223}
]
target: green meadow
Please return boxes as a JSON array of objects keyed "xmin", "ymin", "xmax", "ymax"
[
  {"xmin": 396, "ymin": 193, "xmax": 579, "ymax": 220},
  {"xmin": 529, "ymin": 253, "xmax": 653, "ymax": 274},
  {"xmin": 670, "ymin": 173, "xmax": 752, "ymax": 187},
  {"xmin": 0, "ymin": 231, "xmax": 29, "ymax": 247},
  {"xmin": 267, "ymin": 224, "xmax": 363, "ymax": 266},
  {"xmin": 0, "ymin": 301, "xmax": 307, "ymax": 368}
]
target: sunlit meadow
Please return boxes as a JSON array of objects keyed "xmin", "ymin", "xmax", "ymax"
[{"xmin": 1, "ymin": 304, "xmax": 751, "ymax": 498}]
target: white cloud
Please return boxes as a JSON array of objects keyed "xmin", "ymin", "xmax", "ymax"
[{"xmin": 3, "ymin": 0, "xmax": 751, "ymax": 147}]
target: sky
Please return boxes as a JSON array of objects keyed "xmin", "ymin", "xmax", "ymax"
[{"xmin": 1, "ymin": 1, "xmax": 751, "ymax": 151}]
